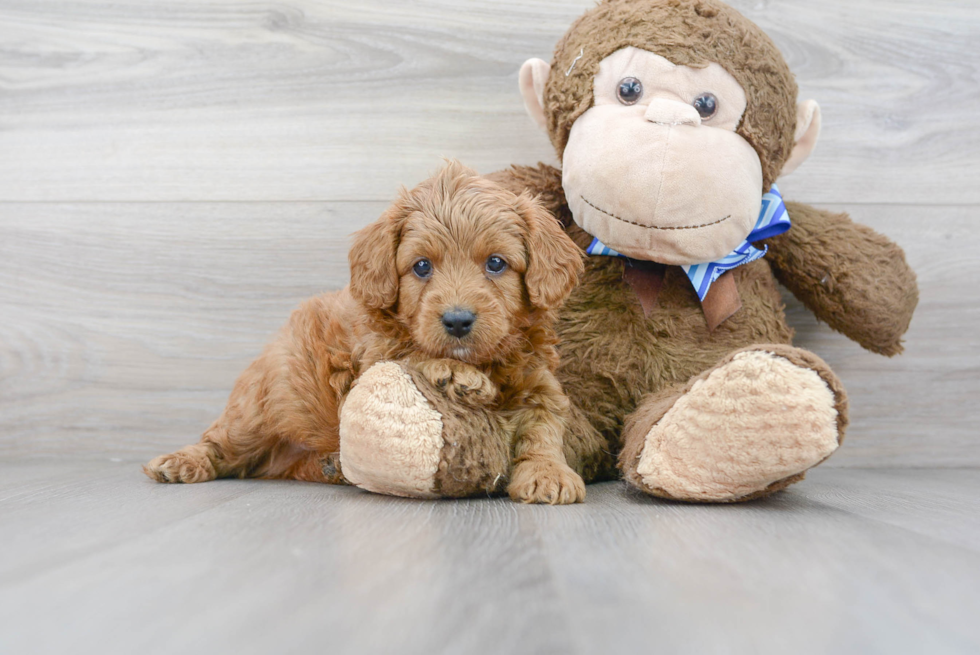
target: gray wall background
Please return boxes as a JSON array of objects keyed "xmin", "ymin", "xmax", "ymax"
[{"xmin": 1, "ymin": 0, "xmax": 977, "ymax": 466}]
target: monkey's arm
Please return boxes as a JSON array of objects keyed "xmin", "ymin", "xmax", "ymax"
[{"xmin": 761, "ymin": 201, "xmax": 918, "ymax": 356}]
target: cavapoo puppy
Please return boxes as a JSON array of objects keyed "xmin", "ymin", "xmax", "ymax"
[{"xmin": 145, "ymin": 161, "xmax": 587, "ymax": 504}]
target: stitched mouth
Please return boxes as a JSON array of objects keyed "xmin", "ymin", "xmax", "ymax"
[{"xmin": 581, "ymin": 196, "xmax": 730, "ymax": 231}]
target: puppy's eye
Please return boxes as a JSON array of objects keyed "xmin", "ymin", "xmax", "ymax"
[
  {"xmin": 616, "ymin": 77, "xmax": 643, "ymax": 105},
  {"xmin": 693, "ymin": 92, "xmax": 718, "ymax": 119},
  {"xmin": 485, "ymin": 255, "xmax": 507, "ymax": 274},
  {"xmin": 412, "ymin": 258, "xmax": 433, "ymax": 279}
]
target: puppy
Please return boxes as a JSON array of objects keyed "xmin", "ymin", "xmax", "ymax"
[{"xmin": 144, "ymin": 161, "xmax": 587, "ymax": 504}]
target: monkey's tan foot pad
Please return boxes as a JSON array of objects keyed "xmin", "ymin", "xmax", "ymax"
[
  {"xmin": 339, "ymin": 362, "xmax": 509, "ymax": 499},
  {"xmin": 621, "ymin": 346, "xmax": 848, "ymax": 502}
]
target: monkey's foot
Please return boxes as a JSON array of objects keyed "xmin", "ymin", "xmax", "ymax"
[
  {"xmin": 339, "ymin": 362, "xmax": 509, "ymax": 499},
  {"xmin": 619, "ymin": 345, "xmax": 848, "ymax": 502}
]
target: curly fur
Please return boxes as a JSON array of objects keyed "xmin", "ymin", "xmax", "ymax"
[{"xmin": 144, "ymin": 161, "xmax": 586, "ymax": 502}]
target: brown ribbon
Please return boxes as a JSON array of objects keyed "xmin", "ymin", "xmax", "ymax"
[
  {"xmin": 700, "ymin": 271, "xmax": 742, "ymax": 331},
  {"xmin": 622, "ymin": 263, "xmax": 741, "ymax": 331},
  {"xmin": 622, "ymin": 260, "xmax": 665, "ymax": 318}
]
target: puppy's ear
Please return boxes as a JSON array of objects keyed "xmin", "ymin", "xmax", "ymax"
[
  {"xmin": 519, "ymin": 193, "xmax": 584, "ymax": 310},
  {"xmin": 348, "ymin": 204, "xmax": 402, "ymax": 311}
]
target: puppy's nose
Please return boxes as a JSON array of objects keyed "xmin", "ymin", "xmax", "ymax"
[{"xmin": 442, "ymin": 308, "xmax": 476, "ymax": 338}]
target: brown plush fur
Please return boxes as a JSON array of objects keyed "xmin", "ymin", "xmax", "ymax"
[
  {"xmin": 437, "ymin": 0, "xmax": 915, "ymax": 500},
  {"xmin": 544, "ymin": 0, "xmax": 798, "ymax": 191},
  {"xmin": 764, "ymin": 202, "xmax": 918, "ymax": 356},
  {"xmin": 145, "ymin": 162, "xmax": 586, "ymax": 503},
  {"xmin": 487, "ymin": 162, "xmax": 915, "ymax": 488},
  {"xmin": 343, "ymin": 362, "xmax": 511, "ymax": 498}
]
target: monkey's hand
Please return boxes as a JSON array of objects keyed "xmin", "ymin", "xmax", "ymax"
[
  {"xmin": 416, "ymin": 359, "xmax": 499, "ymax": 406},
  {"xmin": 764, "ymin": 201, "xmax": 918, "ymax": 356}
]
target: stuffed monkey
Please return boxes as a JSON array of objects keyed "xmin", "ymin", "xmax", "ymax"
[{"xmin": 339, "ymin": 0, "xmax": 918, "ymax": 502}]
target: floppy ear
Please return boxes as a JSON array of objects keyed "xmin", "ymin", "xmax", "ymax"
[
  {"xmin": 519, "ymin": 193, "xmax": 584, "ymax": 309},
  {"xmin": 348, "ymin": 205, "xmax": 402, "ymax": 311}
]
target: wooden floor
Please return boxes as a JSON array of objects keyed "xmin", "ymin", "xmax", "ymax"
[
  {"xmin": 1, "ymin": 462, "xmax": 979, "ymax": 655},
  {"xmin": 3, "ymin": 2, "xmax": 979, "ymax": 653}
]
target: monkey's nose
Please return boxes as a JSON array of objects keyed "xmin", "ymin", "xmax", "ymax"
[
  {"xmin": 644, "ymin": 98, "xmax": 701, "ymax": 127},
  {"xmin": 442, "ymin": 308, "xmax": 476, "ymax": 338}
]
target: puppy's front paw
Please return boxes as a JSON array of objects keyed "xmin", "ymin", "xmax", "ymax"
[
  {"xmin": 507, "ymin": 459, "xmax": 586, "ymax": 505},
  {"xmin": 321, "ymin": 452, "xmax": 349, "ymax": 485},
  {"xmin": 144, "ymin": 445, "xmax": 217, "ymax": 484},
  {"xmin": 417, "ymin": 359, "xmax": 498, "ymax": 405}
]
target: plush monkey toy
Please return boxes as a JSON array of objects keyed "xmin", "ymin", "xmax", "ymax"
[{"xmin": 338, "ymin": 0, "xmax": 918, "ymax": 502}]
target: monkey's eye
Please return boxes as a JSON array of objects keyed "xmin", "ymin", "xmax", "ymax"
[
  {"xmin": 693, "ymin": 93, "xmax": 718, "ymax": 119},
  {"xmin": 616, "ymin": 77, "xmax": 643, "ymax": 105},
  {"xmin": 485, "ymin": 255, "xmax": 507, "ymax": 274},
  {"xmin": 412, "ymin": 258, "xmax": 433, "ymax": 279}
]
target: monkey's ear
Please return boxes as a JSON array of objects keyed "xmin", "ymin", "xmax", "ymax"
[
  {"xmin": 781, "ymin": 100, "xmax": 822, "ymax": 177},
  {"xmin": 519, "ymin": 58, "xmax": 551, "ymax": 131},
  {"xmin": 519, "ymin": 194, "xmax": 584, "ymax": 310},
  {"xmin": 348, "ymin": 206, "xmax": 401, "ymax": 311}
]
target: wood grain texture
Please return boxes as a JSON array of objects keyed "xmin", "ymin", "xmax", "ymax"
[
  {"xmin": 0, "ymin": 462, "xmax": 978, "ymax": 655},
  {"xmin": 1, "ymin": 202, "xmax": 977, "ymax": 465},
  {"xmin": 0, "ymin": 0, "xmax": 978, "ymax": 204},
  {"xmin": 0, "ymin": 201, "xmax": 379, "ymax": 458},
  {"xmin": 785, "ymin": 204, "xmax": 980, "ymax": 467},
  {"xmin": 2, "ymin": 4, "xmax": 976, "ymax": 651},
  {"xmin": 1, "ymin": 1, "xmax": 978, "ymax": 465}
]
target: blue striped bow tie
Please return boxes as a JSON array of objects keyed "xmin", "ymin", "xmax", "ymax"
[{"xmin": 585, "ymin": 184, "xmax": 791, "ymax": 301}]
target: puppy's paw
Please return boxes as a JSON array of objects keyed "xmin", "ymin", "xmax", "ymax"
[
  {"xmin": 320, "ymin": 451, "xmax": 349, "ymax": 485},
  {"xmin": 507, "ymin": 459, "xmax": 586, "ymax": 505},
  {"xmin": 144, "ymin": 445, "xmax": 217, "ymax": 484},
  {"xmin": 417, "ymin": 359, "xmax": 498, "ymax": 406}
]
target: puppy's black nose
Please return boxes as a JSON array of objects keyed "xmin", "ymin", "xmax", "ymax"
[{"xmin": 442, "ymin": 308, "xmax": 476, "ymax": 338}]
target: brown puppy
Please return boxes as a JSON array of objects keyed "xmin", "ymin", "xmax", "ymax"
[{"xmin": 144, "ymin": 161, "xmax": 587, "ymax": 504}]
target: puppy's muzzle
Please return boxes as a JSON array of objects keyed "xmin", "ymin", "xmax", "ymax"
[{"xmin": 442, "ymin": 308, "xmax": 476, "ymax": 338}]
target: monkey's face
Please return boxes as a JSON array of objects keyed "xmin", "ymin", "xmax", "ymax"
[{"xmin": 561, "ymin": 47, "xmax": 763, "ymax": 264}]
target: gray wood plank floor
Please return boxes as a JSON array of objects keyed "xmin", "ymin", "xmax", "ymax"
[
  {"xmin": 2, "ymin": 3, "xmax": 979, "ymax": 653},
  {"xmin": 1, "ymin": 462, "xmax": 978, "ymax": 655}
]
